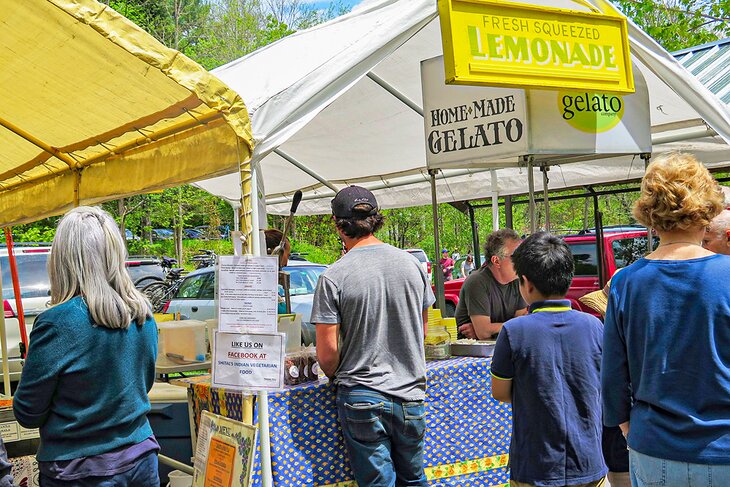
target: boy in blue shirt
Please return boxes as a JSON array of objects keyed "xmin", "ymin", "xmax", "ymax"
[{"xmin": 491, "ymin": 232, "xmax": 607, "ymax": 487}]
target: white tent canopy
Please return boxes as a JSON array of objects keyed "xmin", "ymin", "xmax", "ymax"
[{"xmin": 194, "ymin": 0, "xmax": 730, "ymax": 215}]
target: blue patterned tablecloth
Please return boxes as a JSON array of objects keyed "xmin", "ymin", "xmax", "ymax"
[
  {"xmin": 188, "ymin": 356, "xmax": 512, "ymax": 486},
  {"xmin": 254, "ymin": 356, "xmax": 511, "ymax": 487}
]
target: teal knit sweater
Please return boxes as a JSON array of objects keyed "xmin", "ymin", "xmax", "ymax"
[{"xmin": 13, "ymin": 297, "xmax": 157, "ymax": 461}]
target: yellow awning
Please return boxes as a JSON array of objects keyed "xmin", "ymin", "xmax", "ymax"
[{"xmin": 0, "ymin": 0, "xmax": 254, "ymax": 232}]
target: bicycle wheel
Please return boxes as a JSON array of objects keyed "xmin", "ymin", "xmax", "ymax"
[{"xmin": 142, "ymin": 281, "xmax": 172, "ymax": 313}]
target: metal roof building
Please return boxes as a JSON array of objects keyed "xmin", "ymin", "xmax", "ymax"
[{"xmin": 674, "ymin": 38, "xmax": 730, "ymax": 105}]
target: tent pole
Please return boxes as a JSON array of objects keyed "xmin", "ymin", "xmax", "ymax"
[
  {"xmin": 250, "ymin": 163, "xmax": 263, "ymax": 257},
  {"xmin": 233, "ymin": 206, "xmax": 240, "ymax": 232},
  {"xmin": 491, "ymin": 170, "xmax": 499, "ymax": 231},
  {"xmin": 366, "ymin": 72, "xmax": 424, "ymax": 116},
  {"xmin": 235, "ymin": 144, "xmax": 272, "ymax": 487},
  {"xmin": 467, "ymin": 203, "xmax": 481, "ymax": 269},
  {"xmin": 0, "ymin": 234, "xmax": 9, "ymax": 396},
  {"xmin": 274, "ymin": 149, "xmax": 338, "ymax": 192},
  {"xmin": 248, "ymin": 160, "xmax": 273, "ymax": 487},
  {"xmin": 587, "ymin": 186, "xmax": 605, "ymax": 287},
  {"xmin": 642, "ymin": 153, "xmax": 653, "ymax": 255},
  {"xmin": 73, "ymin": 170, "xmax": 81, "ymax": 207},
  {"xmin": 542, "ymin": 166, "xmax": 550, "ymax": 232},
  {"xmin": 0, "ymin": 117, "xmax": 76, "ymax": 169},
  {"xmin": 0, "ymin": 304, "xmax": 9, "ymax": 397},
  {"xmin": 526, "ymin": 157, "xmax": 536, "ymax": 233},
  {"xmin": 505, "ymin": 196, "xmax": 513, "ymax": 229},
  {"xmin": 3, "ymin": 229, "xmax": 28, "ymax": 359},
  {"xmin": 429, "ymin": 170, "xmax": 445, "ymax": 311},
  {"xmin": 237, "ymin": 141, "xmax": 254, "ymax": 251}
]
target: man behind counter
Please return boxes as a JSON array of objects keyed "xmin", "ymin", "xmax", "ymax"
[{"xmin": 455, "ymin": 229, "xmax": 527, "ymax": 339}]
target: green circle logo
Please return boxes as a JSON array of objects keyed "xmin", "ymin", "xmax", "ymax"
[{"xmin": 558, "ymin": 91, "xmax": 625, "ymax": 133}]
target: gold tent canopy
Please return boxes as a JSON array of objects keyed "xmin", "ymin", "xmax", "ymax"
[{"xmin": 0, "ymin": 0, "xmax": 254, "ymax": 232}]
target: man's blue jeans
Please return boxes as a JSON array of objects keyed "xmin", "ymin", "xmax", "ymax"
[
  {"xmin": 336, "ymin": 385, "xmax": 428, "ymax": 487},
  {"xmin": 630, "ymin": 449, "xmax": 730, "ymax": 487}
]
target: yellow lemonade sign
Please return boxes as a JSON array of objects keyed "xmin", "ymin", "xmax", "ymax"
[{"xmin": 438, "ymin": 0, "xmax": 635, "ymax": 93}]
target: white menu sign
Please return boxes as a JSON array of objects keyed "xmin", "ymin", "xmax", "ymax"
[
  {"xmin": 218, "ymin": 255, "xmax": 278, "ymax": 333},
  {"xmin": 212, "ymin": 332, "xmax": 285, "ymax": 391}
]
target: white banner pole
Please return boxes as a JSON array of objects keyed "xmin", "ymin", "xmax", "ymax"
[{"xmin": 250, "ymin": 161, "xmax": 273, "ymax": 487}]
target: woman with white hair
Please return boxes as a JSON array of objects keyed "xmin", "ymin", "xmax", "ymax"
[{"xmin": 13, "ymin": 207, "xmax": 159, "ymax": 486}]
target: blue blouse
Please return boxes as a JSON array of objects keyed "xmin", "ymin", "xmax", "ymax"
[{"xmin": 603, "ymin": 255, "xmax": 730, "ymax": 464}]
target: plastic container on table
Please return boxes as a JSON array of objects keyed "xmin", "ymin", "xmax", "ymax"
[
  {"xmin": 277, "ymin": 313, "xmax": 302, "ymax": 353},
  {"xmin": 441, "ymin": 317, "xmax": 458, "ymax": 341},
  {"xmin": 167, "ymin": 470, "xmax": 193, "ymax": 487},
  {"xmin": 157, "ymin": 320, "xmax": 207, "ymax": 367},
  {"xmin": 450, "ymin": 340, "xmax": 496, "ymax": 357},
  {"xmin": 425, "ymin": 324, "xmax": 451, "ymax": 360}
]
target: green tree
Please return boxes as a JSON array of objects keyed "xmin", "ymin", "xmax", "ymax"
[
  {"xmin": 613, "ymin": 0, "xmax": 730, "ymax": 51},
  {"xmin": 104, "ymin": 0, "xmax": 211, "ymax": 54}
]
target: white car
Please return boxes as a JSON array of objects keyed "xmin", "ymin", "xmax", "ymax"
[
  {"xmin": 404, "ymin": 248, "xmax": 432, "ymax": 282},
  {"xmin": 164, "ymin": 259, "xmax": 327, "ymax": 345},
  {"xmin": 0, "ymin": 245, "xmax": 53, "ymax": 382}
]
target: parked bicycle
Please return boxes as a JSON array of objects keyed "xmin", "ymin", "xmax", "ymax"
[
  {"xmin": 141, "ymin": 250, "xmax": 218, "ymax": 313},
  {"xmin": 191, "ymin": 249, "xmax": 217, "ymax": 269},
  {"xmin": 141, "ymin": 256, "xmax": 185, "ymax": 313}
]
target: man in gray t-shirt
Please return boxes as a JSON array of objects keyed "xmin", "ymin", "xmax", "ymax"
[
  {"xmin": 311, "ymin": 186, "xmax": 435, "ymax": 487},
  {"xmin": 455, "ymin": 229, "xmax": 527, "ymax": 339}
]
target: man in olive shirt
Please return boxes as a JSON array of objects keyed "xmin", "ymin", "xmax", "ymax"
[{"xmin": 455, "ymin": 229, "xmax": 527, "ymax": 339}]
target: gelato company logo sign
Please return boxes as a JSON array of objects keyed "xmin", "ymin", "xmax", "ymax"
[{"xmin": 558, "ymin": 92, "xmax": 624, "ymax": 133}]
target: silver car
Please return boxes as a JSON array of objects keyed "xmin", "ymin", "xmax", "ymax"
[
  {"xmin": 164, "ymin": 260, "xmax": 327, "ymax": 345},
  {"xmin": 1, "ymin": 246, "xmax": 53, "ymax": 382}
]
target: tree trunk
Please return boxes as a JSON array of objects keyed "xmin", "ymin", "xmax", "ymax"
[
  {"xmin": 175, "ymin": 192, "xmax": 184, "ymax": 265},
  {"xmin": 146, "ymin": 210, "xmax": 153, "ymax": 244}
]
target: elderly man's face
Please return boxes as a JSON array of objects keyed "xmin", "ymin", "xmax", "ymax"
[{"xmin": 702, "ymin": 224, "xmax": 730, "ymax": 255}]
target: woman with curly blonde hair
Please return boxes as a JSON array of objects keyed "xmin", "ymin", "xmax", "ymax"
[{"xmin": 602, "ymin": 152, "xmax": 730, "ymax": 487}]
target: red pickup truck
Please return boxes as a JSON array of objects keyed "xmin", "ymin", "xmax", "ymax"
[{"xmin": 440, "ymin": 227, "xmax": 654, "ymax": 316}]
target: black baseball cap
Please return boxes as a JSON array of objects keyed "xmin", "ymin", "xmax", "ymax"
[{"xmin": 331, "ymin": 186, "xmax": 379, "ymax": 219}]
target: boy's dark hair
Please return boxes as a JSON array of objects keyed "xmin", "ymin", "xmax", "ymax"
[
  {"xmin": 484, "ymin": 228, "xmax": 520, "ymax": 264},
  {"xmin": 511, "ymin": 232, "xmax": 574, "ymax": 297},
  {"xmin": 335, "ymin": 204, "xmax": 385, "ymax": 239}
]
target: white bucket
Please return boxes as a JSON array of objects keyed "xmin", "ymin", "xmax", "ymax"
[{"xmin": 167, "ymin": 470, "xmax": 193, "ymax": 487}]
